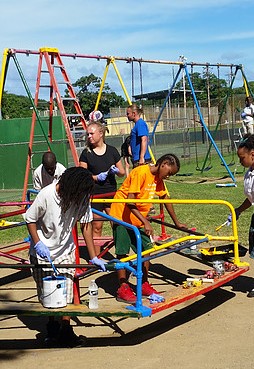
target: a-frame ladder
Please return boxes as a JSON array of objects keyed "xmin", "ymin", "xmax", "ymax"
[{"xmin": 22, "ymin": 47, "xmax": 87, "ymax": 201}]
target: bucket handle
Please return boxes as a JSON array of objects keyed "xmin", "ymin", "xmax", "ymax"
[
  {"xmin": 43, "ymin": 285, "xmax": 61, "ymax": 299},
  {"xmin": 49, "ymin": 257, "xmax": 58, "ymax": 276}
]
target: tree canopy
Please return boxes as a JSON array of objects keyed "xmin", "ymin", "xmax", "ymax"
[
  {"xmin": 70, "ymin": 73, "xmax": 126, "ymax": 118},
  {"xmin": 175, "ymin": 71, "xmax": 228, "ymax": 103},
  {"xmin": 1, "ymin": 92, "xmax": 48, "ymax": 119},
  {"xmin": 1, "ymin": 74, "xmax": 126, "ymax": 120}
]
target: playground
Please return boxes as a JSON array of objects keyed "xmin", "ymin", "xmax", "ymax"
[{"xmin": 1, "ymin": 48, "xmax": 254, "ymax": 367}]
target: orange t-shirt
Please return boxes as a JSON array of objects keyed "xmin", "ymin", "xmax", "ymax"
[{"xmin": 110, "ymin": 164, "xmax": 167, "ymax": 227}]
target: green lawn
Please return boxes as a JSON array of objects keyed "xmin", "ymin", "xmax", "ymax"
[
  {"xmin": 0, "ymin": 145, "xmax": 250, "ymax": 247},
  {"xmin": 0, "ymin": 170, "xmax": 251, "ymax": 249}
]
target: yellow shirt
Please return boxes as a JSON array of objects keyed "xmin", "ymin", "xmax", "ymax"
[{"xmin": 110, "ymin": 164, "xmax": 167, "ymax": 227}]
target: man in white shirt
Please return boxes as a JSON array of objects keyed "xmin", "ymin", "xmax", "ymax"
[
  {"xmin": 33, "ymin": 152, "xmax": 66, "ymax": 190},
  {"xmin": 241, "ymin": 96, "xmax": 254, "ymax": 134}
]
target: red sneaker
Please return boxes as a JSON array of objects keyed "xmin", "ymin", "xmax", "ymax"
[
  {"xmin": 116, "ymin": 283, "xmax": 136, "ymax": 304},
  {"xmin": 142, "ymin": 281, "xmax": 159, "ymax": 296}
]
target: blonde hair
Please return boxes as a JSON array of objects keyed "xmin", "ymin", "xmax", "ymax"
[{"xmin": 128, "ymin": 103, "xmax": 143, "ymax": 115}]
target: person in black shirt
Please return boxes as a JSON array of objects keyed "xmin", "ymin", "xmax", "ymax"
[{"xmin": 79, "ymin": 120, "xmax": 125, "ymax": 253}]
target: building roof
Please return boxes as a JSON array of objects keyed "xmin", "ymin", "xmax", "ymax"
[{"xmin": 133, "ymin": 88, "xmax": 203, "ymax": 101}]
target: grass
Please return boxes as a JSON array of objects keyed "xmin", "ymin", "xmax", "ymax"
[
  {"xmin": 0, "ymin": 144, "xmax": 250, "ymax": 249},
  {"xmin": 1, "ymin": 167, "xmax": 250, "ymax": 250},
  {"xmin": 164, "ymin": 180, "xmax": 250, "ymax": 246}
]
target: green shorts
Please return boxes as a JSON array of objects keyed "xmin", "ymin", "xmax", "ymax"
[{"xmin": 113, "ymin": 224, "xmax": 153, "ymax": 256}]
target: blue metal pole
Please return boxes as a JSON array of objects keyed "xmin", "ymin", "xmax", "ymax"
[
  {"xmin": 149, "ymin": 65, "xmax": 184, "ymax": 145},
  {"xmin": 183, "ymin": 64, "xmax": 236, "ymax": 183},
  {"xmin": 92, "ymin": 209, "xmax": 151, "ymax": 317}
]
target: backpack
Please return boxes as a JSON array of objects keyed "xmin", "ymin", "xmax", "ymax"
[{"xmin": 121, "ymin": 135, "xmax": 131, "ymax": 157}]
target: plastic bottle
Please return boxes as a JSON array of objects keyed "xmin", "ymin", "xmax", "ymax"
[
  {"xmin": 88, "ymin": 280, "xmax": 98, "ymax": 309},
  {"xmin": 189, "ymin": 228, "xmax": 196, "ymax": 249}
]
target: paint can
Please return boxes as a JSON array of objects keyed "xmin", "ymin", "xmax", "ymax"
[{"xmin": 42, "ymin": 275, "xmax": 67, "ymax": 308}]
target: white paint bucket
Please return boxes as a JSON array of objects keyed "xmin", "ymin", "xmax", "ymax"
[{"xmin": 42, "ymin": 275, "xmax": 67, "ymax": 308}]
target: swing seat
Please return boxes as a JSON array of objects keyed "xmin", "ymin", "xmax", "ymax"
[
  {"xmin": 176, "ymin": 173, "xmax": 193, "ymax": 177},
  {"xmin": 221, "ymin": 161, "xmax": 235, "ymax": 167},
  {"xmin": 215, "ymin": 183, "xmax": 237, "ymax": 188},
  {"xmin": 203, "ymin": 165, "xmax": 212, "ymax": 172}
]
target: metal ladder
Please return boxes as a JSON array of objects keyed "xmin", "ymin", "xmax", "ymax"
[{"xmin": 21, "ymin": 47, "xmax": 87, "ymax": 200}]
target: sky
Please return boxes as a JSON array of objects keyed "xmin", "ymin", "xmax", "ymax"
[{"xmin": 1, "ymin": 0, "xmax": 254, "ymax": 100}]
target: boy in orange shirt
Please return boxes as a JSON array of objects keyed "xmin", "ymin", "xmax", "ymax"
[{"xmin": 110, "ymin": 153, "xmax": 186, "ymax": 303}]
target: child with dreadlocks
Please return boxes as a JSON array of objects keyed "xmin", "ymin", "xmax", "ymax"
[
  {"xmin": 109, "ymin": 154, "xmax": 187, "ymax": 303},
  {"xmin": 24, "ymin": 167, "xmax": 106, "ymax": 347}
]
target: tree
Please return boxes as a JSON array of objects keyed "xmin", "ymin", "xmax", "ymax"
[
  {"xmin": 175, "ymin": 71, "xmax": 228, "ymax": 106},
  {"xmin": 66, "ymin": 74, "xmax": 126, "ymax": 118},
  {"xmin": 2, "ymin": 91, "xmax": 48, "ymax": 119},
  {"xmin": 233, "ymin": 81, "xmax": 254, "ymax": 96},
  {"xmin": 2, "ymin": 74, "xmax": 126, "ymax": 120}
]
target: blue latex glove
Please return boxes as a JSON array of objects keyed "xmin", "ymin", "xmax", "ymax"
[
  {"xmin": 241, "ymin": 112, "xmax": 247, "ymax": 118},
  {"xmin": 227, "ymin": 209, "xmax": 240, "ymax": 226},
  {"xmin": 149, "ymin": 293, "xmax": 165, "ymax": 304},
  {"xmin": 109, "ymin": 165, "xmax": 120, "ymax": 175},
  {"xmin": 90, "ymin": 256, "xmax": 107, "ymax": 272},
  {"xmin": 97, "ymin": 171, "xmax": 108, "ymax": 182},
  {"xmin": 34, "ymin": 240, "xmax": 50, "ymax": 260}
]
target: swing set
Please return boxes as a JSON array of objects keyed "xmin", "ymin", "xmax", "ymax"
[
  {"xmin": 149, "ymin": 58, "xmax": 254, "ymax": 185},
  {"xmin": 1, "ymin": 48, "xmax": 250, "ymax": 185}
]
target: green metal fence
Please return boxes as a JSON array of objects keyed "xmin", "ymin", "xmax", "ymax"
[{"xmin": 0, "ymin": 116, "xmax": 68, "ymax": 189}]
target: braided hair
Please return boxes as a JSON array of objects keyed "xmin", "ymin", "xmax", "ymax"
[
  {"xmin": 238, "ymin": 134, "xmax": 254, "ymax": 151},
  {"xmin": 58, "ymin": 167, "xmax": 94, "ymax": 215},
  {"xmin": 155, "ymin": 153, "xmax": 180, "ymax": 171}
]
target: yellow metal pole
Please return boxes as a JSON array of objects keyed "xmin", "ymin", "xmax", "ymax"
[
  {"xmin": 91, "ymin": 197, "xmax": 248, "ymax": 267},
  {"xmin": 94, "ymin": 59, "xmax": 111, "ymax": 111},
  {"xmin": 111, "ymin": 58, "xmax": 132, "ymax": 105},
  {"xmin": 242, "ymin": 68, "xmax": 249, "ymax": 96},
  {"xmin": 243, "ymin": 78, "xmax": 249, "ymax": 96},
  {"xmin": 0, "ymin": 48, "xmax": 10, "ymax": 118}
]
